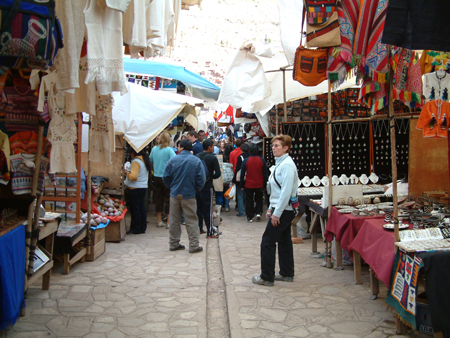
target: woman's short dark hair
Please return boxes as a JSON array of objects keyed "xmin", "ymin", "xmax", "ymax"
[{"xmin": 241, "ymin": 143, "xmax": 250, "ymax": 153}]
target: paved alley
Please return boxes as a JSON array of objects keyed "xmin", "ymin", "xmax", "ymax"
[{"xmin": 2, "ymin": 210, "xmax": 429, "ymax": 338}]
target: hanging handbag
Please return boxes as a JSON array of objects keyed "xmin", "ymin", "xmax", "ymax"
[
  {"xmin": 304, "ymin": 0, "xmax": 337, "ymax": 25},
  {"xmin": 305, "ymin": 11, "xmax": 341, "ymax": 48},
  {"xmin": 0, "ymin": 0, "xmax": 63, "ymax": 69},
  {"xmin": 293, "ymin": 7, "xmax": 329, "ymax": 87}
]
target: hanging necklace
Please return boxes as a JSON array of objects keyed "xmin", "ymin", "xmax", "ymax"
[
  {"xmin": 397, "ymin": 118, "xmax": 409, "ymax": 135},
  {"xmin": 299, "ymin": 124, "xmax": 305, "ymax": 142},
  {"xmin": 336, "ymin": 123, "xmax": 342, "ymax": 141},
  {"xmin": 305, "ymin": 124, "xmax": 311, "ymax": 142},
  {"xmin": 360, "ymin": 122, "xmax": 368, "ymax": 140},
  {"xmin": 349, "ymin": 123, "xmax": 356, "ymax": 140},
  {"xmin": 311, "ymin": 123, "xmax": 317, "ymax": 141},
  {"xmin": 291, "ymin": 124, "xmax": 299, "ymax": 142}
]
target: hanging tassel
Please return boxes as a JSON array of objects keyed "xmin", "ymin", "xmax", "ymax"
[
  {"xmin": 429, "ymin": 114, "xmax": 437, "ymax": 130},
  {"xmin": 441, "ymin": 116, "xmax": 447, "ymax": 129}
]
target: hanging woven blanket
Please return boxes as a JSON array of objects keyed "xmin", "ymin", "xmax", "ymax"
[
  {"xmin": 363, "ymin": 0, "xmax": 388, "ymax": 82},
  {"xmin": 327, "ymin": 0, "xmax": 360, "ymax": 85}
]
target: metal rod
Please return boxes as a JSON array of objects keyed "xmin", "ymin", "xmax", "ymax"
[
  {"xmin": 86, "ymin": 114, "xmax": 92, "ymax": 255},
  {"xmin": 283, "ymin": 69, "xmax": 288, "ymax": 123}
]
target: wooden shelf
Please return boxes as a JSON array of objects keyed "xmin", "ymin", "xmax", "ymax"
[
  {"xmin": 42, "ymin": 197, "xmax": 78, "ymax": 202},
  {"xmin": 27, "ymin": 260, "xmax": 54, "ymax": 286}
]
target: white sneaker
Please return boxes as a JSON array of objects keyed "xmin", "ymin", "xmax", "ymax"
[
  {"xmin": 165, "ymin": 224, "xmax": 169, "ymax": 229},
  {"xmin": 157, "ymin": 222, "xmax": 165, "ymax": 228},
  {"xmin": 256, "ymin": 214, "xmax": 262, "ymax": 222}
]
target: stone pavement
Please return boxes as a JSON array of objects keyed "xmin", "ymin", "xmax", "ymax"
[{"xmin": 2, "ymin": 209, "xmax": 429, "ymax": 338}]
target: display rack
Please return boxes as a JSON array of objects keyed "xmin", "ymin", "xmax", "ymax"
[{"xmin": 42, "ymin": 113, "xmax": 82, "ymax": 223}]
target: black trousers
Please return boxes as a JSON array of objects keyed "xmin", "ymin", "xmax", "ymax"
[
  {"xmin": 128, "ymin": 188, "xmax": 147, "ymax": 234},
  {"xmin": 196, "ymin": 187, "xmax": 214, "ymax": 236},
  {"xmin": 245, "ymin": 187, "xmax": 264, "ymax": 218},
  {"xmin": 260, "ymin": 210, "xmax": 295, "ymax": 282}
]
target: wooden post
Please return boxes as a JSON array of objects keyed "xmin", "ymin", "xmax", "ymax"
[
  {"xmin": 282, "ymin": 67, "xmax": 288, "ymax": 123},
  {"xmin": 86, "ymin": 115, "xmax": 92, "ymax": 255},
  {"xmin": 387, "ymin": 46, "xmax": 399, "ymax": 242},
  {"xmin": 327, "ymin": 80, "xmax": 333, "ymax": 218},
  {"xmin": 26, "ymin": 124, "xmax": 45, "ymax": 283}
]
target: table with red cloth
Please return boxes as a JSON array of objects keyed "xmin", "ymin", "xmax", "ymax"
[
  {"xmin": 349, "ymin": 218, "xmax": 413, "ymax": 288},
  {"xmin": 324, "ymin": 207, "xmax": 384, "ymax": 269}
]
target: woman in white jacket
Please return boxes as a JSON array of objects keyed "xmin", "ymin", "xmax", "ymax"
[{"xmin": 253, "ymin": 134, "xmax": 298, "ymax": 286}]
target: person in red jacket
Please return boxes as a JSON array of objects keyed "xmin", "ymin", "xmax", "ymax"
[
  {"xmin": 240, "ymin": 144, "xmax": 269, "ymax": 222},
  {"xmin": 229, "ymin": 139, "xmax": 242, "ymax": 171}
]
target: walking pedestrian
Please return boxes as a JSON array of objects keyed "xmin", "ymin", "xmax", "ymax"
[
  {"xmin": 125, "ymin": 148, "xmax": 151, "ymax": 234},
  {"xmin": 188, "ymin": 130, "xmax": 203, "ymax": 155},
  {"xmin": 233, "ymin": 142, "xmax": 250, "ymax": 217},
  {"xmin": 240, "ymin": 144, "xmax": 269, "ymax": 222},
  {"xmin": 196, "ymin": 139, "xmax": 222, "ymax": 238},
  {"xmin": 163, "ymin": 139, "xmax": 205, "ymax": 253},
  {"xmin": 252, "ymin": 135, "xmax": 298, "ymax": 286},
  {"xmin": 149, "ymin": 131, "xmax": 176, "ymax": 229}
]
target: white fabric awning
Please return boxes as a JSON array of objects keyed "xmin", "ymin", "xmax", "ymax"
[{"xmin": 112, "ymin": 82, "xmax": 203, "ymax": 152}]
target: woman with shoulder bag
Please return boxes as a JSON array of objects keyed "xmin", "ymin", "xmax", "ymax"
[
  {"xmin": 125, "ymin": 148, "xmax": 152, "ymax": 234},
  {"xmin": 252, "ymin": 134, "xmax": 298, "ymax": 286}
]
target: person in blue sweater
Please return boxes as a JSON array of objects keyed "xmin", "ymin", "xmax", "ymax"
[
  {"xmin": 163, "ymin": 139, "xmax": 205, "ymax": 254},
  {"xmin": 150, "ymin": 132, "xmax": 176, "ymax": 229},
  {"xmin": 252, "ymin": 135, "xmax": 298, "ymax": 286}
]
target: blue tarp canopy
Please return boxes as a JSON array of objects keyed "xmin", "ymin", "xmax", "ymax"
[{"xmin": 123, "ymin": 58, "xmax": 220, "ymax": 101}]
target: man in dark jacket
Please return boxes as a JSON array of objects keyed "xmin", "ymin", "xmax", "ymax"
[
  {"xmin": 188, "ymin": 130, "xmax": 203, "ymax": 155},
  {"xmin": 196, "ymin": 139, "xmax": 221, "ymax": 238},
  {"xmin": 240, "ymin": 144, "xmax": 269, "ymax": 222},
  {"xmin": 163, "ymin": 139, "xmax": 205, "ymax": 253},
  {"xmin": 232, "ymin": 142, "xmax": 250, "ymax": 217}
]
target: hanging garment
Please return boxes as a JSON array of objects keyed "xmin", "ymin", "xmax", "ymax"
[
  {"xmin": 10, "ymin": 153, "xmax": 49, "ymax": 195},
  {"xmin": 84, "ymin": 0, "xmax": 127, "ymax": 95},
  {"xmin": 416, "ymin": 100, "xmax": 450, "ymax": 138},
  {"xmin": 0, "ymin": 150, "xmax": 10, "ymax": 182},
  {"xmin": 392, "ymin": 48, "xmax": 423, "ymax": 109},
  {"xmin": 123, "ymin": 0, "xmax": 148, "ymax": 57},
  {"xmin": 37, "ymin": 72, "xmax": 58, "ymax": 113},
  {"xmin": 420, "ymin": 51, "xmax": 450, "ymax": 75},
  {"xmin": 90, "ymin": 95, "xmax": 113, "ymax": 164},
  {"xmin": 2, "ymin": 85, "xmax": 40, "ymax": 131},
  {"xmin": 352, "ymin": 0, "xmax": 379, "ymax": 63},
  {"xmin": 106, "ymin": 0, "xmax": 132, "ymax": 12},
  {"xmin": 55, "ymin": 0, "xmax": 88, "ymax": 91},
  {"xmin": 47, "ymin": 110, "xmax": 77, "ymax": 174},
  {"xmin": 9, "ymin": 131, "xmax": 51, "ymax": 158},
  {"xmin": 0, "ymin": 130, "xmax": 10, "ymax": 170},
  {"xmin": 382, "ymin": 0, "xmax": 450, "ymax": 52},
  {"xmin": 327, "ymin": 0, "xmax": 360, "ymax": 84},
  {"xmin": 363, "ymin": 0, "xmax": 388, "ymax": 79},
  {"xmin": 423, "ymin": 71, "xmax": 450, "ymax": 102},
  {"xmin": 64, "ymin": 38, "xmax": 97, "ymax": 116}
]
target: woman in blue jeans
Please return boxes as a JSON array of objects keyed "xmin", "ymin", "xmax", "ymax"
[
  {"xmin": 252, "ymin": 135, "xmax": 298, "ymax": 286},
  {"xmin": 125, "ymin": 148, "xmax": 151, "ymax": 234}
]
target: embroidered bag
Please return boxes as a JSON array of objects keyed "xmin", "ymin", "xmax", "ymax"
[
  {"xmin": 304, "ymin": 0, "xmax": 337, "ymax": 25},
  {"xmin": 0, "ymin": 0, "xmax": 63, "ymax": 69},
  {"xmin": 305, "ymin": 11, "xmax": 341, "ymax": 48},
  {"xmin": 293, "ymin": 6, "xmax": 328, "ymax": 86}
]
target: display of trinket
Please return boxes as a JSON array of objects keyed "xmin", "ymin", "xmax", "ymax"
[
  {"xmin": 372, "ymin": 118, "xmax": 410, "ymax": 183},
  {"xmin": 1, "ymin": 208, "xmax": 18, "ymax": 228}
]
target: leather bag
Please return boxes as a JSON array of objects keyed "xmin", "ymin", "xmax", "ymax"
[
  {"xmin": 293, "ymin": 6, "xmax": 329, "ymax": 86},
  {"xmin": 305, "ymin": 11, "xmax": 341, "ymax": 48}
]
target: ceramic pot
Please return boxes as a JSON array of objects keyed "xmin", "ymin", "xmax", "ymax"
[
  {"xmin": 338, "ymin": 197, "xmax": 345, "ymax": 205},
  {"xmin": 373, "ymin": 195, "xmax": 381, "ymax": 204},
  {"xmin": 363, "ymin": 196, "xmax": 371, "ymax": 204},
  {"xmin": 347, "ymin": 196, "xmax": 354, "ymax": 206},
  {"xmin": 354, "ymin": 198, "xmax": 361, "ymax": 206}
]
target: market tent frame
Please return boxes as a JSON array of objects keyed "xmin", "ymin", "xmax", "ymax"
[{"xmin": 112, "ymin": 82, "xmax": 203, "ymax": 152}]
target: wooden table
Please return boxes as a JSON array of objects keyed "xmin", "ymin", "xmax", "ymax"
[
  {"xmin": 55, "ymin": 222, "xmax": 87, "ymax": 275},
  {"xmin": 26, "ymin": 219, "xmax": 58, "ymax": 290},
  {"xmin": 324, "ymin": 207, "xmax": 384, "ymax": 273}
]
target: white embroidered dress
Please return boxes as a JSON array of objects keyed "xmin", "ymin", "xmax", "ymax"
[
  {"xmin": 84, "ymin": 0, "xmax": 127, "ymax": 95},
  {"xmin": 90, "ymin": 95, "xmax": 113, "ymax": 164}
]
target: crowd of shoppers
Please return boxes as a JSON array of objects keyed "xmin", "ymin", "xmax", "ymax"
[{"xmin": 126, "ymin": 129, "xmax": 299, "ymax": 283}]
